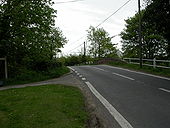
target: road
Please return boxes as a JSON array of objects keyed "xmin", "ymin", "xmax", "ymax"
[{"xmin": 70, "ymin": 65, "xmax": 170, "ymax": 128}]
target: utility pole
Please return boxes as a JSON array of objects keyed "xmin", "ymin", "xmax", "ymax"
[
  {"xmin": 83, "ymin": 41, "xmax": 86, "ymax": 64},
  {"xmin": 138, "ymin": 0, "xmax": 142, "ymax": 68},
  {"xmin": 98, "ymin": 41, "xmax": 101, "ymax": 59},
  {"xmin": 84, "ymin": 41, "xmax": 86, "ymax": 56}
]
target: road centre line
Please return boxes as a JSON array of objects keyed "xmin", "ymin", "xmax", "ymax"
[
  {"xmin": 93, "ymin": 66, "xmax": 134, "ymax": 81},
  {"xmin": 93, "ymin": 67, "xmax": 106, "ymax": 72},
  {"xmin": 112, "ymin": 72, "xmax": 135, "ymax": 81},
  {"xmin": 85, "ymin": 81, "xmax": 133, "ymax": 128},
  {"xmin": 105, "ymin": 65, "xmax": 170, "ymax": 81},
  {"xmin": 159, "ymin": 88, "xmax": 170, "ymax": 93}
]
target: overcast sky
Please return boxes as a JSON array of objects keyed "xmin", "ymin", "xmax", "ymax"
[{"xmin": 53, "ymin": 0, "xmax": 144, "ymax": 55}]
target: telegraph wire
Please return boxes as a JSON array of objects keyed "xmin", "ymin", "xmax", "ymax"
[
  {"xmin": 65, "ymin": 35, "xmax": 86, "ymax": 47},
  {"xmin": 96, "ymin": 0, "xmax": 132, "ymax": 28},
  {"xmin": 67, "ymin": 42, "xmax": 84, "ymax": 53},
  {"xmin": 65, "ymin": 0, "xmax": 133, "ymax": 54}
]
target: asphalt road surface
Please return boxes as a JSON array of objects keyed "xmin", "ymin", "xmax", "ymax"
[{"xmin": 70, "ymin": 65, "xmax": 170, "ymax": 128}]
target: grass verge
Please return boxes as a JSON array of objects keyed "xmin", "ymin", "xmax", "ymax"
[
  {"xmin": 0, "ymin": 84, "xmax": 88, "ymax": 128},
  {"xmin": 5, "ymin": 66, "xmax": 70, "ymax": 85},
  {"xmin": 108, "ymin": 61, "xmax": 170, "ymax": 78}
]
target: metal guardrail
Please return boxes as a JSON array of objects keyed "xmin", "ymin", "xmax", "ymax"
[{"xmin": 123, "ymin": 58, "xmax": 170, "ymax": 69}]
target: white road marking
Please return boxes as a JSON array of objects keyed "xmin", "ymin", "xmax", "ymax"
[
  {"xmin": 93, "ymin": 67, "xmax": 106, "ymax": 72},
  {"xmin": 85, "ymin": 81, "xmax": 133, "ymax": 128},
  {"xmin": 105, "ymin": 65, "xmax": 170, "ymax": 81},
  {"xmin": 159, "ymin": 88, "xmax": 170, "ymax": 93},
  {"xmin": 82, "ymin": 78, "xmax": 86, "ymax": 81},
  {"xmin": 68, "ymin": 66, "xmax": 75, "ymax": 71},
  {"xmin": 79, "ymin": 75, "xmax": 82, "ymax": 77},
  {"xmin": 112, "ymin": 72, "xmax": 135, "ymax": 81}
]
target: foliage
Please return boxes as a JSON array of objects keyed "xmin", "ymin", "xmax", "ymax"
[
  {"xmin": 0, "ymin": 85, "xmax": 88, "ymax": 128},
  {"xmin": 66, "ymin": 55, "xmax": 82, "ymax": 66},
  {"xmin": 0, "ymin": 0, "xmax": 67, "ymax": 75},
  {"xmin": 5, "ymin": 66, "xmax": 70, "ymax": 85},
  {"xmin": 120, "ymin": 10, "xmax": 168, "ymax": 59},
  {"xmin": 87, "ymin": 26, "xmax": 118, "ymax": 58},
  {"xmin": 143, "ymin": 0, "xmax": 170, "ymax": 59},
  {"xmin": 57, "ymin": 54, "xmax": 95, "ymax": 66},
  {"xmin": 60, "ymin": 55, "xmax": 83, "ymax": 66}
]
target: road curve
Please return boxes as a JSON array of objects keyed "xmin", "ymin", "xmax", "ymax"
[{"xmin": 70, "ymin": 65, "xmax": 170, "ymax": 128}]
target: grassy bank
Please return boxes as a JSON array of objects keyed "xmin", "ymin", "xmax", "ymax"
[
  {"xmin": 108, "ymin": 61, "xmax": 170, "ymax": 78},
  {"xmin": 0, "ymin": 84, "xmax": 88, "ymax": 128},
  {"xmin": 5, "ymin": 66, "xmax": 70, "ymax": 85}
]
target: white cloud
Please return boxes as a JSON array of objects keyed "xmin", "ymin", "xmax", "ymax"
[{"xmin": 53, "ymin": 0, "xmax": 144, "ymax": 55}]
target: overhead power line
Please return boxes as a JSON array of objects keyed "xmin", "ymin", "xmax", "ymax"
[
  {"xmin": 55, "ymin": 0, "xmax": 84, "ymax": 4},
  {"xmin": 66, "ymin": 35, "xmax": 86, "ymax": 47},
  {"xmin": 66, "ymin": 0, "xmax": 132, "ymax": 54},
  {"xmin": 67, "ymin": 43, "xmax": 84, "ymax": 53},
  {"xmin": 96, "ymin": 0, "xmax": 132, "ymax": 28}
]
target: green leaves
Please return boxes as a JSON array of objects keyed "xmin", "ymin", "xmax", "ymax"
[
  {"xmin": 143, "ymin": 0, "xmax": 170, "ymax": 59},
  {"xmin": 0, "ymin": 0, "xmax": 67, "ymax": 72},
  {"xmin": 121, "ymin": 9, "xmax": 168, "ymax": 59},
  {"xmin": 87, "ymin": 26, "xmax": 118, "ymax": 58}
]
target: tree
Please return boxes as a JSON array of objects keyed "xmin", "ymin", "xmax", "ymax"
[
  {"xmin": 120, "ymin": 10, "xmax": 168, "ymax": 59},
  {"xmin": 87, "ymin": 26, "xmax": 118, "ymax": 58},
  {"xmin": 143, "ymin": 0, "xmax": 170, "ymax": 59},
  {"xmin": 0, "ymin": 0, "xmax": 67, "ymax": 71}
]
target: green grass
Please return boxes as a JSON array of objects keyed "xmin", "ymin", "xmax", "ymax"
[
  {"xmin": 108, "ymin": 61, "xmax": 170, "ymax": 78},
  {"xmin": 0, "ymin": 85, "xmax": 88, "ymax": 128},
  {"xmin": 5, "ymin": 66, "xmax": 70, "ymax": 85}
]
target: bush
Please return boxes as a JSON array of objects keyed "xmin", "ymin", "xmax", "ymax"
[{"xmin": 5, "ymin": 66, "xmax": 70, "ymax": 85}]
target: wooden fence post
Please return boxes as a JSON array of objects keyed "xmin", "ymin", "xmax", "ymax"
[{"xmin": 153, "ymin": 58, "xmax": 156, "ymax": 69}]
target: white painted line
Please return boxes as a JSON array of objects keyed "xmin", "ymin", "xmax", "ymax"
[
  {"xmin": 82, "ymin": 78, "xmax": 86, "ymax": 81},
  {"xmin": 68, "ymin": 66, "xmax": 75, "ymax": 71},
  {"xmin": 159, "ymin": 88, "xmax": 170, "ymax": 93},
  {"xmin": 112, "ymin": 72, "xmax": 135, "ymax": 81},
  {"xmin": 105, "ymin": 65, "xmax": 170, "ymax": 81},
  {"xmin": 85, "ymin": 81, "xmax": 133, "ymax": 128},
  {"xmin": 93, "ymin": 67, "xmax": 106, "ymax": 72},
  {"xmin": 79, "ymin": 75, "xmax": 83, "ymax": 78}
]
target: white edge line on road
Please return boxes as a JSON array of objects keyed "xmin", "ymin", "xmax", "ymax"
[
  {"xmin": 159, "ymin": 88, "xmax": 170, "ymax": 93},
  {"xmin": 82, "ymin": 78, "xmax": 86, "ymax": 81},
  {"xmin": 112, "ymin": 72, "xmax": 135, "ymax": 81},
  {"xmin": 105, "ymin": 65, "xmax": 170, "ymax": 81},
  {"xmin": 68, "ymin": 66, "xmax": 75, "ymax": 71},
  {"xmin": 85, "ymin": 81, "xmax": 133, "ymax": 128}
]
